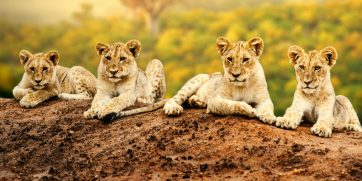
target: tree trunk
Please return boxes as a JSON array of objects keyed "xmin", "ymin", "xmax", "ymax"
[{"xmin": 145, "ymin": 13, "xmax": 159, "ymax": 37}]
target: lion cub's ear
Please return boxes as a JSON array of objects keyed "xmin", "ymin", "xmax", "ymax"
[
  {"xmin": 125, "ymin": 40, "xmax": 142, "ymax": 58},
  {"xmin": 96, "ymin": 43, "xmax": 109, "ymax": 55},
  {"xmin": 46, "ymin": 50, "xmax": 60, "ymax": 65},
  {"xmin": 216, "ymin": 37, "xmax": 232, "ymax": 56},
  {"xmin": 320, "ymin": 46, "xmax": 338, "ymax": 67},
  {"xmin": 247, "ymin": 37, "xmax": 264, "ymax": 57},
  {"xmin": 19, "ymin": 50, "xmax": 33, "ymax": 65},
  {"xmin": 288, "ymin": 45, "xmax": 304, "ymax": 65}
]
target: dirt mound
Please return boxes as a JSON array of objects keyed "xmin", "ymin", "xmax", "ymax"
[{"xmin": 0, "ymin": 98, "xmax": 361, "ymax": 180}]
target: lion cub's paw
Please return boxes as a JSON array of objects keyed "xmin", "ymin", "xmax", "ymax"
[
  {"xmin": 275, "ymin": 117, "xmax": 299, "ymax": 129},
  {"xmin": 84, "ymin": 108, "xmax": 98, "ymax": 119},
  {"xmin": 97, "ymin": 105, "xmax": 119, "ymax": 121},
  {"xmin": 99, "ymin": 112, "xmax": 118, "ymax": 123},
  {"xmin": 22, "ymin": 88, "xmax": 34, "ymax": 95},
  {"xmin": 346, "ymin": 123, "xmax": 362, "ymax": 132},
  {"xmin": 164, "ymin": 100, "xmax": 183, "ymax": 116},
  {"xmin": 311, "ymin": 122, "xmax": 332, "ymax": 138},
  {"xmin": 19, "ymin": 97, "xmax": 40, "ymax": 108},
  {"xmin": 188, "ymin": 95, "xmax": 207, "ymax": 108},
  {"xmin": 235, "ymin": 102, "xmax": 256, "ymax": 118},
  {"xmin": 257, "ymin": 112, "xmax": 276, "ymax": 125},
  {"xmin": 244, "ymin": 109, "xmax": 257, "ymax": 118}
]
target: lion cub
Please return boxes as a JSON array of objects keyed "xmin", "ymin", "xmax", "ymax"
[
  {"xmin": 13, "ymin": 50, "xmax": 96, "ymax": 108},
  {"xmin": 84, "ymin": 40, "xmax": 166, "ymax": 122},
  {"xmin": 276, "ymin": 45, "xmax": 362, "ymax": 137},
  {"xmin": 164, "ymin": 37, "xmax": 276, "ymax": 124}
]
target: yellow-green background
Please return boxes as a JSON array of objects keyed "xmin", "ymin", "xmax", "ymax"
[{"xmin": 0, "ymin": 0, "xmax": 361, "ymax": 120}]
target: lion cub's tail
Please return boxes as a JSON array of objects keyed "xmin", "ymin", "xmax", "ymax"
[
  {"xmin": 100, "ymin": 99, "xmax": 169, "ymax": 123},
  {"xmin": 118, "ymin": 99, "xmax": 169, "ymax": 117}
]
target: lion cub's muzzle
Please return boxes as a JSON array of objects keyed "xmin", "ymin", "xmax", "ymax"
[
  {"xmin": 302, "ymin": 80, "xmax": 318, "ymax": 90},
  {"xmin": 33, "ymin": 80, "xmax": 46, "ymax": 89},
  {"xmin": 107, "ymin": 70, "xmax": 127, "ymax": 82},
  {"xmin": 229, "ymin": 73, "xmax": 247, "ymax": 84},
  {"xmin": 108, "ymin": 70, "xmax": 119, "ymax": 77}
]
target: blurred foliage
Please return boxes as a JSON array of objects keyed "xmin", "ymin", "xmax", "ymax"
[{"xmin": 0, "ymin": 0, "xmax": 361, "ymax": 119}]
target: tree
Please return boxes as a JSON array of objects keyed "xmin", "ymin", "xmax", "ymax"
[
  {"xmin": 72, "ymin": 3, "xmax": 93, "ymax": 23},
  {"xmin": 120, "ymin": 0, "xmax": 175, "ymax": 37}
]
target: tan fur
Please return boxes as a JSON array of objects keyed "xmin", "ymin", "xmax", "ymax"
[
  {"xmin": 164, "ymin": 37, "xmax": 276, "ymax": 124},
  {"xmin": 118, "ymin": 98, "xmax": 169, "ymax": 117},
  {"xmin": 84, "ymin": 40, "xmax": 166, "ymax": 122},
  {"xmin": 276, "ymin": 45, "xmax": 361, "ymax": 137},
  {"xmin": 13, "ymin": 50, "xmax": 96, "ymax": 108}
]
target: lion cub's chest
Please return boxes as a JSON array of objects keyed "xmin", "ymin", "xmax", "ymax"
[
  {"xmin": 303, "ymin": 108, "xmax": 318, "ymax": 123},
  {"xmin": 301, "ymin": 97, "xmax": 322, "ymax": 123},
  {"xmin": 111, "ymin": 72, "xmax": 153, "ymax": 104},
  {"xmin": 230, "ymin": 86, "xmax": 256, "ymax": 103},
  {"xmin": 301, "ymin": 92, "xmax": 333, "ymax": 123}
]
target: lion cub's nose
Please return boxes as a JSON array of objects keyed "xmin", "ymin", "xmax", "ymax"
[
  {"xmin": 110, "ymin": 70, "xmax": 118, "ymax": 75},
  {"xmin": 304, "ymin": 80, "xmax": 312, "ymax": 85},
  {"xmin": 35, "ymin": 80, "xmax": 41, "ymax": 84},
  {"xmin": 232, "ymin": 73, "xmax": 241, "ymax": 78}
]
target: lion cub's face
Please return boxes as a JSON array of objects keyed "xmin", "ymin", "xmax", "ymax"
[
  {"xmin": 19, "ymin": 50, "xmax": 59, "ymax": 89},
  {"xmin": 96, "ymin": 40, "xmax": 141, "ymax": 83},
  {"xmin": 288, "ymin": 45, "xmax": 338, "ymax": 94},
  {"xmin": 216, "ymin": 37, "xmax": 264, "ymax": 86}
]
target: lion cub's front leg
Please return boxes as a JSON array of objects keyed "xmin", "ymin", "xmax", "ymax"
[
  {"xmin": 255, "ymin": 100, "xmax": 276, "ymax": 124},
  {"xmin": 310, "ymin": 119, "xmax": 333, "ymax": 138},
  {"xmin": 310, "ymin": 102, "xmax": 335, "ymax": 138},
  {"xmin": 19, "ymin": 89, "xmax": 58, "ymax": 108},
  {"xmin": 164, "ymin": 74, "xmax": 210, "ymax": 116},
  {"xmin": 207, "ymin": 95, "xmax": 257, "ymax": 117},
  {"xmin": 97, "ymin": 92, "xmax": 137, "ymax": 122},
  {"xmin": 84, "ymin": 91, "xmax": 111, "ymax": 119},
  {"xmin": 188, "ymin": 95, "xmax": 207, "ymax": 108},
  {"xmin": 13, "ymin": 86, "xmax": 34, "ymax": 101},
  {"xmin": 275, "ymin": 104, "xmax": 304, "ymax": 130},
  {"xmin": 164, "ymin": 99, "xmax": 184, "ymax": 116}
]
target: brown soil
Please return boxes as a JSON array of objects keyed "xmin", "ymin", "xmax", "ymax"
[{"xmin": 0, "ymin": 98, "xmax": 361, "ymax": 180}]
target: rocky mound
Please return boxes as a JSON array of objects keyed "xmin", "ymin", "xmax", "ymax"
[{"xmin": 0, "ymin": 98, "xmax": 361, "ymax": 180}]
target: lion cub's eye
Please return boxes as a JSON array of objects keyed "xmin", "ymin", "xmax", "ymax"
[
  {"xmin": 120, "ymin": 56, "xmax": 126, "ymax": 62},
  {"xmin": 314, "ymin": 66, "xmax": 321, "ymax": 71},
  {"xmin": 299, "ymin": 65, "xmax": 305, "ymax": 70},
  {"xmin": 30, "ymin": 67, "xmax": 35, "ymax": 72},
  {"xmin": 227, "ymin": 57, "xmax": 233, "ymax": 63},
  {"xmin": 43, "ymin": 67, "xmax": 48, "ymax": 72},
  {"xmin": 105, "ymin": 56, "xmax": 111, "ymax": 61},
  {"xmin": 243, "ymin": 57, "xmax": 250, "ymax": 63}
]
